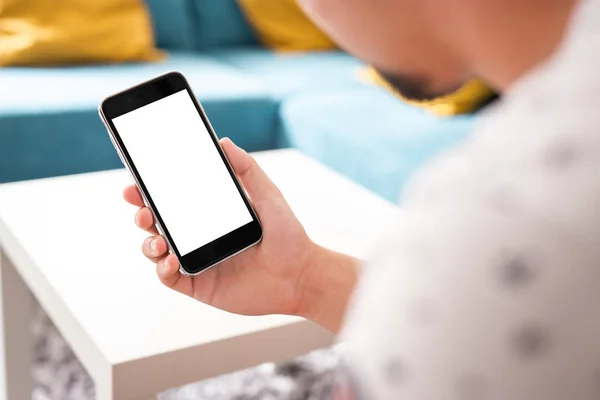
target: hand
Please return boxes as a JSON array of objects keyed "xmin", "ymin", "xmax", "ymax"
[{"xmin": 123, "ymin": 138, "xmax": 317, "ymax": 317}]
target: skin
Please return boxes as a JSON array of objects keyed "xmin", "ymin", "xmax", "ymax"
[
  {"xmin": 124, "ymin": 0, "xmax": 578, "ymax": 334},
  {"xmin": 299, "ymin": 0, "xmax": 577, "ymax": 97},
  {"xmin": 125, "ymin": 138, "xmax": 358, "ymax": 332}
]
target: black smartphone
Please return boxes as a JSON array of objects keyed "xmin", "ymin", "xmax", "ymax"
[{"xmin": 99, "ymin": 72, "xmax": 262, "ymax": 276}]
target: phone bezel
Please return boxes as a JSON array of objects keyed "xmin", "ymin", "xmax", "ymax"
[{"xmin": 99, "ymin": 71, "xmax": 262, "ymax": 276}]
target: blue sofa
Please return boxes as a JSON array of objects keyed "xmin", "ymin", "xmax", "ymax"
[{"xmin": 0, "ymin": 0, "xmax": 477, "ymax": 202}]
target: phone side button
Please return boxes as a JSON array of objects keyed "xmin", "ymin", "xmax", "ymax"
[
  {"xmin": 107, "ymin": 136, "xmax": 124, "ymax": 165},
  {"xmin": 115, "ymin": 147, "xmax": 126, "ymax": 167}
]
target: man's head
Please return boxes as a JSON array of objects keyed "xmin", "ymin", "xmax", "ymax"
[{"xmin": 298, "ymin": 0, "xmax": 577, "ymax": 100}]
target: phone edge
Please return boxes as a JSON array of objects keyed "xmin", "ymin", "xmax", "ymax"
[{"xmin": 97, "ymin": 71, "xmax": 263, "ymax": 278}]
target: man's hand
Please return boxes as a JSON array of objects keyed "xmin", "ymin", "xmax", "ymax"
[
  {"xmin": 124, "ymin": 138, "xmax": 358, "ymax": 332},
  {"xmin": 123, "ymin": 138, "xmax": 318, "ymax": 317}
]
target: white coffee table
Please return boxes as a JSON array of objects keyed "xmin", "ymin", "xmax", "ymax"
[{"xmin": 0, "ymin": 149, "xmax": 399, "ymax": 400}]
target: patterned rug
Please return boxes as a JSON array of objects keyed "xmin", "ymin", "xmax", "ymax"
[{"xmin": 31, "ymin": 305, "xmax": 339, "ymax": 400}]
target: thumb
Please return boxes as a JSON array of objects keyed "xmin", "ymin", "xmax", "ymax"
[{"xmin": 219, "ymin": 138, "xmax": 281, "ymax": 203}]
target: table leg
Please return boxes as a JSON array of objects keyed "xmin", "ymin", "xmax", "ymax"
[
  {"xmin": 95, "ymin": 383, "xmax": 111, "ymax": 400},
  {"xmin": 0, "ymin": 250, "xmax": 33, "ymax": 400}
]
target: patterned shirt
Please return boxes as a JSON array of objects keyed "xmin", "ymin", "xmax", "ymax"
[{"xmin": 339, "ymin": 0, "xmax": 600, "ymax": 398}]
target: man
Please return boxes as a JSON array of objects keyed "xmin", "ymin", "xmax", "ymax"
[{"xmin": 122, "ymin": 0, "xmax": 600, "ymax": 398}]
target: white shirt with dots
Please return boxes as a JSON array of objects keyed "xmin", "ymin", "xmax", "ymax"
[{"xmin": 338, "ymin": 0, "xmax": 600, "ymax": 399}]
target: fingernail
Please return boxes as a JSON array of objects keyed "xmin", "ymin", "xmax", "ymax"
[
  {"xmin": 163, "ymin": 260, "xmax": 171, "ymax": 273},
  {"xmin": 150, "ymin": 238, "xmax": 158, "ymax": 255}
]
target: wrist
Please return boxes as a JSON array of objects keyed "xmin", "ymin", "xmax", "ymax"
[{"xmin": 293, "ymin": 242, "xmax": 359, "ymax": 333}]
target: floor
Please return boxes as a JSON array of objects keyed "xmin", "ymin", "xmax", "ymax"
[{"xmin": 31, "ymin": 305, "xmax": 339, "ymax": 400}]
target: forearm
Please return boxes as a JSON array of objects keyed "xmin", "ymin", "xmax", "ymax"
[{"xmin": 295, "ymin": 244, "xmax": 360, "ymax": 333}]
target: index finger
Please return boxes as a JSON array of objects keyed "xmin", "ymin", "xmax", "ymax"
[{"xmin": 123, "ymin": 184, "xmax": 145, "ymax": 207}]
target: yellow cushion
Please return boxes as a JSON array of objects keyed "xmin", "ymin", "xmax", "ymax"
[
  {"xmin": 360, "ymin": 67, "xmax": 496, "ymax": 116},
  {"xmin": 238, "ymin": 0, "xmax": 335, "ymax": 52},
  {"xmin": 0, "ymin": 0, "xmax": 161, "ymax": 66}
]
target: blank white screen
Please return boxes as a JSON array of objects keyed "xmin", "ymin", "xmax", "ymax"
[{"xmin": 113, "ymin": 90, "xmax": 252, "ymax": 256}]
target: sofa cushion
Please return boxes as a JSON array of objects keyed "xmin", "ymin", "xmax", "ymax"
[
  {"xmin": 146, "ymin": 0, "xmax": 195, "ymax": 50},
  {"xmin": 210, "ymin": 49, "xmax": 365, "ymax": 98},
  {"xmin": 278, "ymin": 85, "xmax": 476, "ymax": 202},
  {"xmin": 0, "ymin": 53, "xmax": 276, "ymax": 183},
  {"xmin": 0, "ymin": 0, "xmax": 160, "ymax": 66},
  {"xmin": 190, "ymin": 0, "xmax": 257, "ymax": 50},
  {"xmin": 237, "ymin": 0, "xmax": 335, "ymax": 51}
]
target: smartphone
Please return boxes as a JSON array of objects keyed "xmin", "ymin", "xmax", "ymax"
[{"xmin": 99, "ymin": 72, "xmax": 262, "ymax": 277}]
